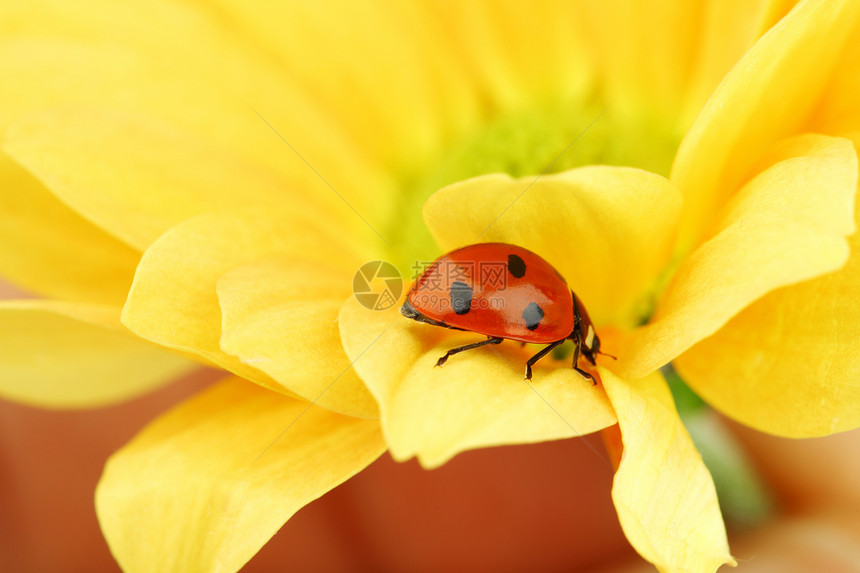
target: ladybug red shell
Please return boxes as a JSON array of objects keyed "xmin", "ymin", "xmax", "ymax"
[{"xmin": 400, "ymin": 243, "xmax": 603, "ymax": 381}]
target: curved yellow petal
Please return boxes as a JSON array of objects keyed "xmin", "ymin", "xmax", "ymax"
[
  {"xmin": 122, "ymin": 207, "xmax": 364, "ymax": 394},
  {"xmin": 672, "ymin": 0, "xmax": 860, "ymax": 248},
  {"xmin": 575, "ymin": 0, "xmax": 697, "ymax": 122},
  {"xmin": 675, "ymin": 138, "xmax": 860, "ymax": 437},
  {"xmin": 339, "ymin": 297, "xmax": 616, "ymax": 468},
  {"xmin": 574, "ymin": 0, "xmax": 788, "ymax": 125},
  {"xmin": 96, "ymin": 376, "xmax": 385, "ymax": 573},
  {"xmin": 676, "ymin": 280, "xmax": 860, "ymax": 437},
  {"xmin": 807, "ymin": 12, "xmax": 860, "ymax": 135},
  {"xmin": 621, "ymin": 134, "xmax": 857, "ymax": 379},
  {"xmin": 207, "ymin": 1, "xmax": 593, "ymax": 169},
  {"xmin": 207, "ymin": 1, "xmax": 483, "ymax": 168},
  {"xmin": 429, "ymin": 1, "xmax": 591, "ymax": 112},
  {"xmin": 601, "ymin": 367, "xmax": 735, "ymax": 572},
  {"xmin": 218, "ymin": 258, "xmax": 378, "ymax": 419},
  {"xmin": 3, "ymin": 107, "xmax": 327, "ymax": 251},
  {"xmin": 0, "ymin": 155, "xmax": 139, "ymax": 305},
  {"xmin": 681, "ymin": 1, "xmax": 780, "ymax": 123},
  {"xmin": 0, "ymin": 300, "xmax": 194, "ymax": 408},
  {"xmin": 0, "ymin": 1, "xmax": 393, "ymax": 228},
  {"xmin": 423, "ymin": 166, "xmax": 682, "ymax": 327},
  {"xmin": 763, "ymin": 0, "xmax": 805, "ymax": 24}
]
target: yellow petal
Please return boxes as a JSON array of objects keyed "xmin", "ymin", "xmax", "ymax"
[
  {"xmin": 681, "ymin": 1, "xmax": 782, "ymax": 123},
  {"xmin": 205, "ymin": 1, "xmax": 593, "ymax": 168},
  {"xmin": 0, "ymin": 155, "xmax": 139, "ymax": 305},
  {"xmin": 574, "ymin": 0, "xmax": 697, "ymax": 121},
  {"xmin": 3, "ymin": 107, "xmax": 339, "ymax": 251},
  {"xmin": 0, "ymin": 2, "xmax": 394, "ymax": 229},
  {"xmin": 672, "ymin": 0, "xmax": 860, "ymax": 248},
  {"xmin": 218, "ymin": 258, "xmax": 378, "ymax": 418},
  {"xmin": 807, "ymin": 13, "xmax": 860, "ymax": 135},
  {"xmin": 423, "ymin": 166, "xmax": 682, "ymax": 327},
  {"xmin": 675, "ymin": 133, "xmax": 860, "ymax": 436},
  {"xmin": 205, "ymin": 1, "xmax": 484, "ymax": 169},
  {"xmin": 339, "ymin": 297, "xmax": 616, "ymax": 468},
  {"xmin": 0, "ymin": 300, "xmax": 193, "ymax": 408},
  {"xmin": 122, "ymin": 207, "xmax": 364, "ymax": 394},
  {"xmin": 763, "ymin": 1, "xmax": 804, "ymax": 24},
  {"xmin": 429, "ymin": 1, "xmax": 591, "ymax": 112},
  {"xmin": 621, "ymin": 134, "xmax": 857, "ymax": 379},
  {"xmin": 574, "ymin": 0, "xmax": 785, "ymax": 125},
  {"xmin": 601, "ymin": 367, "xmax": 735, "ymax": 572},
  {"xmin": 96, "ymin": 376, "xmax": 385, "ymax": 573}
]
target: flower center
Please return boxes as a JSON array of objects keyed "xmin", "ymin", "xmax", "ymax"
[{"xmin": 388, "ymin": 100, "xmax": 682, "ymax": 271}]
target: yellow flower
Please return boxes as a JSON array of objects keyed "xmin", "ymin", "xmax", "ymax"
[{"xmin": 1, "ymin": 1, "xmax": 859, "ymax": 572}]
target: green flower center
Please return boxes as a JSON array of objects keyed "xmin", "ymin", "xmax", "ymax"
[{"xmin": 388, "ymin": 99, "xmax": 682, "ymax": 271}]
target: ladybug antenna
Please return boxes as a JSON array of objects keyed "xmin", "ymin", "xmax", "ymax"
[{"xmin": 598, "ymin": 349, "xmax": 617, "ymax": 360}]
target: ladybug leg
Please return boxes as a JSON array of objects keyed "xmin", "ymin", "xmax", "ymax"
[
  {"xmin": 436, "ymin": 337, "xmax": 504, "ymax": 368},
  {"xmin": 582, "ymin": 347, "xmax": 597, "ymax": 366},
  {"xmin": 571, "ymin": 335, "xmax": 597, "ymax": 385},
  {"xmin": 525, "ymin": 339, "xmax": 565, "ymax": 381}
]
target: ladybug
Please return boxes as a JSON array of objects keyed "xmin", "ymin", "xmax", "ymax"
[{"xmin": 400, "ymin": 243, "xmax": 606, "ymax": 381}]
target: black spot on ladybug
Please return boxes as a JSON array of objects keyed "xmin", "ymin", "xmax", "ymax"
[
  {"xmin": 508, "ymin": 254, "xmax": 526, "ymax": 278},
  {"xmin": 450, "ymin": 281, "xmax": 473, "ymax": 315},
  {"xmin": 522, "ymin": 302, "xmax": 544, "ymax": 330}
]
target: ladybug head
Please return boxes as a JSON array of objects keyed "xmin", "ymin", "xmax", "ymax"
[
  {"xmin": 400, "ymin": 298, "xmax": 421, "ymax": 320},
  {"xmin": 400, "ymin": 298, "xmax": 449, "ymax": 329}
]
